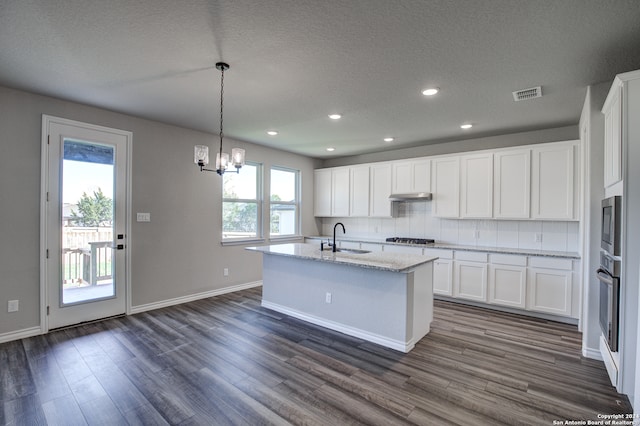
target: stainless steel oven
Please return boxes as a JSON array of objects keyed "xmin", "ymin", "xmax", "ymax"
[
  {"xmin": 601, "ymin": 196, "xmax": 621, "ymax": 256},
  {"xmin": 597, "ymin": 251, "xmax": 620, "ymax": 352}
]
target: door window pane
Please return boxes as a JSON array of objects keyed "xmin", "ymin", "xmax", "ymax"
[{"xmin": 62, "ymin": 139, "xmax": 115, "ymax": 304}]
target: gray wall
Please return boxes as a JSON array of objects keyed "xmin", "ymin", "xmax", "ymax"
[
  {"xmin": 0, "ymin": 85, "xmax": 320, "ymax": 335},
  {"xmin": 321, "ymin": 125, "xmax": 578, "ymax": 168}
]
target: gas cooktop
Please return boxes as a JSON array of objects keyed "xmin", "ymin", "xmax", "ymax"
[{"xmin": 385, "ymin": 237, "xmax": 435, "ymax": 245}]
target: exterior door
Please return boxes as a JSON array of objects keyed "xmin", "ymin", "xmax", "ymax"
[{"xmin": 42, "ymin": 115, "xmax": 130, "ymax": 330}]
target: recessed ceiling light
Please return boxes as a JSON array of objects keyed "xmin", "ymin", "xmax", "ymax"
[
  {"xmin": 326, "ymin": 147, "xmax": 335, "ymax": 152},
  {"xmin": 460, "ymin": 123, "xmax": 473, "ymax": 129},
  {"xmin": 328, "ymin": 114, "xmax": 342, "ymax": 120},
  {"xmin": 267, "ymin": 130, "xmax": 278, "ymax": 136},
  {"xmin": 383, "ymin": 137, "xmax": 395, "ymax": 143},
  {"xmin": 422, "ymin": 88, "xmax": 439, "ymax": 96}
]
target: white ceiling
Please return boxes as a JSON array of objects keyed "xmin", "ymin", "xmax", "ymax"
[{"xmin": 2, "ymin": 0, "xmax": 640, "ymax": 158}]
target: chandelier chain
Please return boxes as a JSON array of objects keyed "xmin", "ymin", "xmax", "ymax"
[{"xmin": 219, "ymin": 66, "xmax": 225, "ymax": 158}]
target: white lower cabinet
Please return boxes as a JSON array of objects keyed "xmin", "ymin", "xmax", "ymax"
[
  {"xmin": 444, "ymin": 250, "xmax": 576, "ymax": 320},
  {"xmin": 453, "ymin": 252, "xmax": 488, "ymax": 302},
  {"xmin": 526, "ymin": 257, "xmax": 573, "ymax": 317},
  {"xmin": 307, "ymin": 238, "xmax": 577, "ymax": 320},
  {"xmin": 488, "ymin": 254, "xmax": 527, "ymax": 309},
  {"xmin": 425, "ymin": 249, "xmax": 453, "ymax": 296}
]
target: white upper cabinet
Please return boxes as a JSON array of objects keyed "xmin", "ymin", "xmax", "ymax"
[
  {"xmin": 314, "ymin": 140, "xmax": 578, "ymax": 220},
  {"xmin": 460, "ymin": 153, "xmax": 493, "ymax": 218},
  {"xmin": 392, "ymin": 161, "xmax": 412, "ymax": 193},
  {"xmin": 432, "ymin": 157, "xmax": 460, "ymax": 218},
  {"xmin": 603, "ymin": 81, "xmax": 623, "ymax": 188},
  {"xmin": 314, "ymin": 169, "xmax": 332, "ymax": 216},
  {"xmin": 314, "ymin": 163, "xmax": 391, "ymax": 218},
  {"xmin": 349, "ymin": 165, "xmax": 370, "ymax": 217},
  {"xmin": 392, "ymin": 159, "xmax": 430, "ymax": 193},
  {"xmin": 531, "ymin": 142, "xmax": 577, "ymax": 220},
  {"xmin": 493, "ymin": 149, "xmax": 531, "ymax": 219},
  {"xmin": 369, "ymin": 163, "xmax": 393, "ymax": 217},
  {"xmin": 331, "ymin": 167, "xmax": 350, "ymax": 217}
]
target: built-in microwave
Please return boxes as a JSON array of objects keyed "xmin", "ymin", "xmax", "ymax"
[{"xmin": 601, "ymin": 196, "xmax": 621, "ymax": 256}]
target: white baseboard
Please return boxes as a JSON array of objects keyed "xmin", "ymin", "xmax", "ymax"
[
  {"xmin": 583, "ymin": 346, "xmax": 603, "ymax": 361},
  {"xmin": 599, "ymin": 336, "xmax": 619, "ymax": 388},
  {"xmin": 129, "ymin": 281, "xmax": 262, "ymax": 315},
  {"xmin": 0, "ymin": 326, "xmax": 43, "ymax": 344},
  {"xmin": 262, "ymin": 300, "xmax": 413, "ymax": 353}
]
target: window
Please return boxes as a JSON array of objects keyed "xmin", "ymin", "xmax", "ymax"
[
  {"xmin": 270, "ymin": 167, "xmax": 300, "ymax": 238},
  {"xmin": 222, "ymin": 162, "xmax": 262, "ymax": 242}
]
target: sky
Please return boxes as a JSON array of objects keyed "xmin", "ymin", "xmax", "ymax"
[{"xmin": 63, "ymin": 159, "xmax": 114, "ymax": 204}]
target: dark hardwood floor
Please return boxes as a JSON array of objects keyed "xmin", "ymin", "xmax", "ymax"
[{"xmin": 0, "ymin": 287, "xmax": 632, "ymax": 425}]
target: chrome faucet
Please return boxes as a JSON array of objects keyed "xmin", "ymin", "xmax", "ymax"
[{"xmin": 332, "ymin": 222, "xmax": 345, "ymax": 252}]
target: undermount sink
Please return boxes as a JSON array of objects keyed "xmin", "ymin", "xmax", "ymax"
[{"xmin": 334, "ymin": 248, "xmax": 371, "ymax": 254}]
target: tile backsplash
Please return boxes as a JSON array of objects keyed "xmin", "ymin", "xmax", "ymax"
[{"xmin": 320, "ymin": 202, "xmax": 579, "ymax": 252}]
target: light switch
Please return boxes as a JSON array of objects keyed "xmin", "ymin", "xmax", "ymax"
[{"xmin": 137, "ymin": 212, "xmax": 151, "ymax": 222}]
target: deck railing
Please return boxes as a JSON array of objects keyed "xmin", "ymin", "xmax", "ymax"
[{"xmin": 62, "ymin": 241, "xmax": 112, "ymax": 286}]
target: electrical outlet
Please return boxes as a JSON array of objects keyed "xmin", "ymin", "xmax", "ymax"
[
  {"xmin": 325, "ymin": 292, "xmax": 332, "ymax": 304},
  {"xmin": 8, "ymin": 300, "xmax": 19, "ymax": 312},
  {"xmin": 535, "ymin": 233, "xmax": 543, "ymax": 243},
  {"xmin": 223, "ymin": 268, "xmax": 229, "ymax": 277}
]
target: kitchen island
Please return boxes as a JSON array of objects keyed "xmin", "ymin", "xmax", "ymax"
[{"xmin": 246, "ymin": 243, "xmax": 437, "ymax": 352}]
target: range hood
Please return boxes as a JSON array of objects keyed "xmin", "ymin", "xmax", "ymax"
[{"xmin": 388, "ymin": 192, "xmax": 432, "ymax": 201}]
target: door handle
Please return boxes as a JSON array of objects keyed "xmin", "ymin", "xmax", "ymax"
[
  {"xmin": 112, "ymin": 244, "xmax": 125, "ymax": 250},
  {"xmin": 596, "ymin": 269, "xmax": 614, "ymax": 286}
]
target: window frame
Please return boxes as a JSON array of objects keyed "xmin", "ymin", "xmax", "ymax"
[
  {"xmin": 269, "ymin": 166, "xmax": 301, "ymax": 241},
  {"xmin": 221, "ymin": 161, "xmax": 264, "ymax": 245}
]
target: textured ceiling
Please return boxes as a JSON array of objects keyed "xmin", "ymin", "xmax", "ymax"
[{"xmin": 2, "ymin": 0, "xmax": 640, "ymax": 158}]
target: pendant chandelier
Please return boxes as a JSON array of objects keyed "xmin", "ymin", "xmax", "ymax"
[{"xmin": 194, "ymin": 62, "xmax": 245, "ymax": 175}]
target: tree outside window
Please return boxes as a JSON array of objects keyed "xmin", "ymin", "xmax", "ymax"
[{"xmin": 222, "ymin": 163, "xmax": 262, "ymax": 241}]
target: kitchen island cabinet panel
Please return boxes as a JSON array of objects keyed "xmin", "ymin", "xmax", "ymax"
[{"xmin": 248, "ymin": 243, "xmax": 436, "ymax": 352}]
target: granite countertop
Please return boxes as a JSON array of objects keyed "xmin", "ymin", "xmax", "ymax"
[
  {"xmin": 305, "ymin": 236, "xmax": 580, "ymax": 259},
  {"xmin": 246, "ymin": 243, "xmax": 437, "ymax": 273}
]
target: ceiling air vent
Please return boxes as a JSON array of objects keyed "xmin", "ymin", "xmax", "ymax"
[{"xmin": 512, "ymin": 86, "xmax": 542, "ymax": 102}]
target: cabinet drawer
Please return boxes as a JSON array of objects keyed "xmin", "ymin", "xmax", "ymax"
[
  {"xmin": 424, "ymin": 248, "xmax": 453, "ymax": 260},
  {"xmin": 489, "ymin": 254, "xmax": 527, "ymax": 267},
  {"xmin": 529, "ymin": 257, "xmax": 573, "ymax": 270},
  {"xmin": 454, "ymin": 251, "xmax": 488, "ymax": 263}
]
